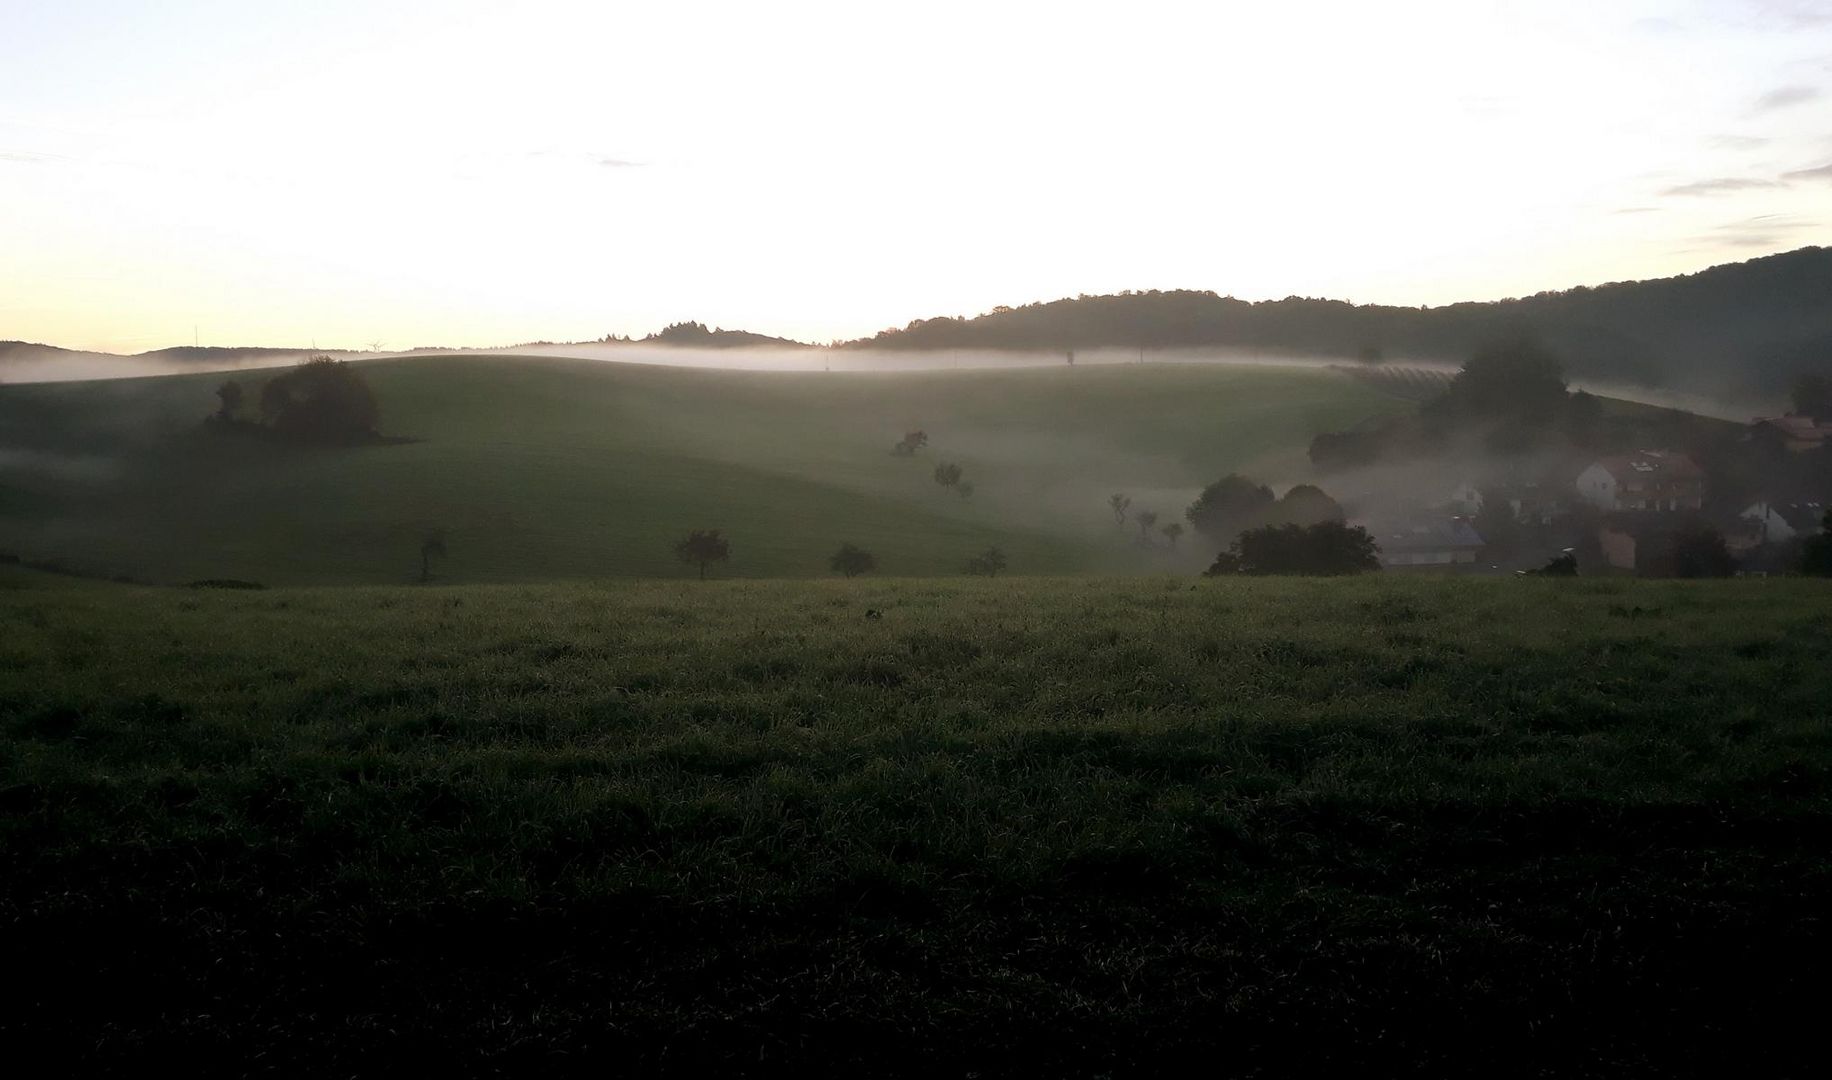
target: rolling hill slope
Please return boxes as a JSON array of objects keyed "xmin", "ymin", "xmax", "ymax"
[{"xmin": 0, "ymin": 355, "xmax": 1404, "ymax": 584}]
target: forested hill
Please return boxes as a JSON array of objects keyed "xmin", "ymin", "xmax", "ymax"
[
  {"xmin": 641, "ymin": 321, "xmax": 813, "ymax": 348},
  {"xmin": 843, "ymin": 247, "xmax": 1832, "ymax": 394}
]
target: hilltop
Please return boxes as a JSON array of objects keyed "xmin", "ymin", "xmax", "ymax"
[
  {"xmin": 844, "ymin": 247, "xmax": 1832, "ymax": 396},
  {"xmin": 639, "ymin": 321, "xmax": 813, "ymax": 349}
]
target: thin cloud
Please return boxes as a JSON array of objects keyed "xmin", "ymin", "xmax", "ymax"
[
  {"xmin": 1660, "ymin": 177, "xmax": 1783, "ymax": 196},
  {"xmin": 1783, "ymin": 162, "xmax": 1832, "ymax": 181},
  {"xmin": 1708, "ymin": 134, "xmax": 1770, "ymax": 150},
  {"xmin": 1753, "ymin": 85, "xmax": 1820, "ymax": 112},
  {"xmin": 1699, "ymin": 213, "xmax": 1819, "ymax": 248},
  {"xmin": 1612, "ymin": 206, "xmax": 1660, "ymax": 214},
  {"xmin": 598, "ymin": 157, "xmax": 643, "ymax": 168}
]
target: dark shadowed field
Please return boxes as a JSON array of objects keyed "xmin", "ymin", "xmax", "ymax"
[{"xmin": 2, "ymin": 568, "xmax": 1827, "ymax": 1075}]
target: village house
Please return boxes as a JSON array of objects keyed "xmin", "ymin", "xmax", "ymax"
[
  {"xmin": 1363, "ymin": 517, "xmax": 1485, "ymax": 568},
  {"xmin": 1736, "ymin": 500, "xmax": 1827, "ymax": 545},
  {"xmin": 1441, "ymin": 479, "xmax": 1568, "ymax": 525},
  {"xmin": 1575, "ymin": 451, "xmax": 1705, "ymax": 512},
  {"xmin": 1748, "ymin": 415, "xmax": 1832, "ymax": 454}
]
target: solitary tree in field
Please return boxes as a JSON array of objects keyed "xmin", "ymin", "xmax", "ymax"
[
  {"xmin": 214, "ymin": 379, "xmax": 244, "ymax": 421},
  {"xmin": 933, "ymin": 462, "xmax": 964, "ymax": 490},
  {"xmin": 1109, "ymin": 493, "xmax": 1131, "ymax": 527},
  {"xmin": 964, "ymin": 546, "xmax": 1008, "ymax": 577},
  {"xmin": 829, "ymin": 542, "xmax": 877, "ymax": 578},
  {"xmin": 419, "ymin": 529, "xmax": 447, "ymax": 583},
  {"xmin": 892, "ymin": 430, "xmax": 930, "ymax": 456},
  {"xmin": 956, "ymin": 480, "xmax": 975, "ymax": 499},
  {"xmin": 1161, "ymin": 521, "xmax": 1184, "ymax": 548},
  {"xmin": 1135, "ymin": 509, "xmax": 1159, "ymax": 543},
  {"xmin": 674, "ymin": 529, "xmax": 731, "ymax": 580}
]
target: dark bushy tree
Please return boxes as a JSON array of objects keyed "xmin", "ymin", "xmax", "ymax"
[
  {"xmin": 892, "ymin": 430, "xmax": 929, "ymax": 456},
  {"xmin": 1801, "ymin": 509, "xmax": 1832, "ymax": 575},
  {"xmin": 1438, "ymin": 336, "xmax": 1569, "ymax": 427},
  {"xmin": 1161, "ymin": 521, "xmax": 1184, "ymax": 548},
  {"xmin": 674, "ymin": 529, "xmax": 730, "ymax": 580},
  {"xmin": 214, "ymin": 379, "xmax": 244, "ymax": 421},
  {"xmin": 829, "ymin": 542, "xmax": 877, "ymax": 578},
  {"xmin": 1792, "ymin": 373, "xmax": 1831, "ymax": 420},
  {"xmin": 1185, "ymin": 474, "xmax": 1275, "ymax": 543},
  {"xmin": 419, "ymin": 529, "xmax": 447, "ymax": 583},
  {"xmin": 1648, "ymin": 525, "xmax": 1734, "ymax": 578},
  {"xmin": 1205, "ymin": 521, "xmax": 1381, "ymax": 576},
  {"xmin": 1135, "ymin": 509, "xmax": 1158, "ymax": 543},
  {"xmin": 256, "ymin": 357, "xmax": 381, "ymax": 441},
  {"xmin": 933, "ymin": 462, "xmax": 963, "ymax": 490}
]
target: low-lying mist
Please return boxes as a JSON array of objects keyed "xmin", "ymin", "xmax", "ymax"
[{"xmin": 0, "ymin": 339, "xmax": 1777, "ymax": 420}]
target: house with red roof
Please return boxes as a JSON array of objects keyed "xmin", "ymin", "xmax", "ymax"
[{"xmin": 1575, "ymin": 451, "xmax": 1705, "ymax": 513}]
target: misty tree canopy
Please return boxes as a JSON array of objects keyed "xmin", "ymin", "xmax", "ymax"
[
  {"xmin": 256, "ymin": 357, "xmax": 381, "ymax": 442},
  {"xmin": 1185, "ymin": 475, "xmax": 1276, "ymax": 543}
]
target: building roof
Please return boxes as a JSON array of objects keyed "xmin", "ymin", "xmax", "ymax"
[
  {"xmin": 1589, "ymin": 450, "xmax": 1704, "ymax": 483},
  {"xmin": 1365, "ymin": 518, "xmax": 1485, "ymax": 552},
  {"xmin": 1742, "ymin": 500, "xmax": 1828, "ymax": 532},
  {"xmin": 1752, "ymin": 415, "xmax": 1832, "ymax": 442}
]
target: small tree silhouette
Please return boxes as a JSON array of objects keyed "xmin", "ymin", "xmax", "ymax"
[
  {"xmin": 675, "ymin": 529, "xmax": 731, "ymax": 580},
  {"xmin": 418, "ymin": 529, "xmax": 447, "ymax": 583},
  {"xmin": 892, "ymin": 430, "xmax": 930, "ymax": 456},
  {"xmin": 1109, "ymin": 493, "xmax": 1131, "ymax": 527},
  {"xmin": 1161, "ymin": 521, "xmax": 1184, "ymax": 548},
  {"xmin": 829, "ymin": 542, "xmax": 877, "ymax": 578},
  {"xmin": 964, "ymin": 546, "xmax": 1008, "ymax": 577},
  {"xmin": 933, "ymin": 462, "xmax": 964, "ymax": 490},
  {"xmin": 956, "ymin": 480, "xmax": 975, "ymax": 499},
  {"xmin": 1135, "ymin": 509, "xmax": 1159, "ymax": 543},
  {"xmin": 214, "ymin": 379, "xmax": 244, "ymax": 421}
]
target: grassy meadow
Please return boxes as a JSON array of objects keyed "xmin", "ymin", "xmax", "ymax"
[
  {"xmin": 0, "ymin": 355, "xmax": 1403, "ymax": 583},
  {"xmin": 3, "ymin": 567, "xmax": 1829, "ymax": 1073}
]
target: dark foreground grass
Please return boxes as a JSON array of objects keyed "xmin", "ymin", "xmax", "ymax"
[{"xmin": 2, "ymin": 571, "xmax": 1830, "ymax": 1075}]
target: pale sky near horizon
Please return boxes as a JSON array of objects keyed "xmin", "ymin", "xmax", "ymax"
[{"xmin": 2, "ymin": 0, "xmax": 1829, "ymax": 353}]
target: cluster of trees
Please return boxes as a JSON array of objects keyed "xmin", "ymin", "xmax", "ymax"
[
  {"xmin": 887, "ymin": 427, "xmax": 977, "ymax": 498},
  {"xmin": 211, "ymin": 357, "xmax": 383, "ymax": 444},
  {"xmin": 1184, "ymin": 476, "xmax": 1343, "ymax": 544},
  {"xmin": 840, "ymin": 247, "xmax": 1832, "ymax": 397},
  {"xmin": 1310, "ymin": 338, "xmax": 1609, "ymax": 470},
  {"xmin": 1106, "ymin": 494, "xmax": 1185, "ymax": 547}
]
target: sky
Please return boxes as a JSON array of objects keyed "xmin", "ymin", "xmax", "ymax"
[{"xmin": 1, "ymin": 0, "xmax": 1829, "ymax": 353}]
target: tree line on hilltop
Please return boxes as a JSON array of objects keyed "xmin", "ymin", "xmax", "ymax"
[{"xmin": 840, "ymin": 247, "xmax": 1832, "ymax": 395}]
